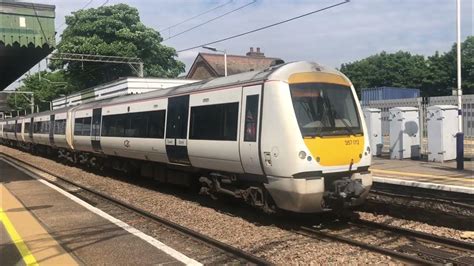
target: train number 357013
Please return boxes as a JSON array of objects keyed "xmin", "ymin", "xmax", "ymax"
[{"xmin": 345, "ymin": 139, "xmax": 360, "ymax": 145}]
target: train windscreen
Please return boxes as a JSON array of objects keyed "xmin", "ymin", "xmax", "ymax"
[{"xmin": 290, "ymin": 83, "xmax": 362, "ymax": 137}]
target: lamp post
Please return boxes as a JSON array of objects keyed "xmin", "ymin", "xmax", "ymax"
[
  {"xmin": 202, "ymin": 46, "xmax": 227, "ymax": 77},
  {"xmin": 456, "ymin": 0, "xmax": 463, "ymax": 170}
]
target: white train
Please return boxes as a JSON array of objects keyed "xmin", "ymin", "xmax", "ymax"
[{"xmin": 0, "ymin": 61, "xmax": 372, "ymax": 213}]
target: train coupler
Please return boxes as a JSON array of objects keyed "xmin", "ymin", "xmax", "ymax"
[{"xmin": 323, "ymin": 178, "xmax": 365, "ymax": 209}]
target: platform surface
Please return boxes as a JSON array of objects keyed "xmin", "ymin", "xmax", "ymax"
[
  {"xmin": 370, "ymin": 157, "xmax": 473, "ymax": 194},
  {"xmin": 0, "ymin": 159, "xmax": 199, "ymax": 265}
]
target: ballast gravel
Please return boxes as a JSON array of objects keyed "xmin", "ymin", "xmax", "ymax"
[{"xmin": 1, "ymin": 145, "xmax": 470, "ymax": 264}]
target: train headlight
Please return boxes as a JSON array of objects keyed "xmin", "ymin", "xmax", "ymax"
[{"xmin": 298, "ymin": 151, "xmax": 307, "ymax": 159}]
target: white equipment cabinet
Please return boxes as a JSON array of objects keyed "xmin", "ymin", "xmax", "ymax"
[
  {"xmin": 426, "ymin": 105, "xmax": 458, "ymax": 162},
  {"xmin": 389, "ymin": 107, "xmax": 421, "ymax": 159},
  {"xmin": 363, "ymin": 107, "xmax": 383, "ymax": 156}
]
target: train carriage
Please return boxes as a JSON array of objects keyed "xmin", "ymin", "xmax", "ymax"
[{"xmin": 0, "ymin": 61, "xmax": 372, "ymax": 213}]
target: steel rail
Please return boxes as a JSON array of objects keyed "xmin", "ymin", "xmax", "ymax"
[
  {"xmin": 296, "ymin": 226, "xmax": 433, "ymax": 265},
  {"xmin": 370, "ymin": 188, "xmax": 474, "ymax": 208},
  {"xmin": 352, "ymin": 219, "xmax": 474, "ymax": 251},
  {"xmin": 296, "ymin": 218, "xmax": 474, "ymax": 265},
  {"xmin": 0, "ymin": 153, "xmax": 271, "ymax": 265}
]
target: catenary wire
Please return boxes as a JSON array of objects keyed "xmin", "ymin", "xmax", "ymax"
[
  {"xmin": 163, "ymin": 0, "xmax": 256, "ymax": 41},
  {"xmin": 160, "ymin": 0, "xmax": 233, "ymax": 32},
  {"xmin": 177, "ymin": 0, "xmax": 349, "ymax": 53},
  {"xmin": 57, "ymin": 0, "xmax": 95, "ymax": 31}
]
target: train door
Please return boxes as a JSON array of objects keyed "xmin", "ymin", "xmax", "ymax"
[
  {"xmin": 14, "ymin": 120, "xmax": 18, "ymax": 139},
  {"xmin": 165, "ymin": 95, "xmax": 190, "ymax": 165},
  {"xmin": 49, "ymin": 114, "xmax": 55, "ymax": 146},
  {"xmin": 29, "ymin": 117, "xmax": 34, "ymax": 140},
  {"xmin": 239, "ymin": 85, "xmax": 264, "ymax": 175},
  {"xmin": 91, "ymin": 108, "xmax": 102, "ymax": 152}
]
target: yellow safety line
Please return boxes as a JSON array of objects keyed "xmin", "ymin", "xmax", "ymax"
[
  {"xmin": 0, "ymin": 208, "xmax": 38, "ymax": 266},
  {"xmin": 372, "ymin": 169, "xmax": 474, "ymax": 183}
]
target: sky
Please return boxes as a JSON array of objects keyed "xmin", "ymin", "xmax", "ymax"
[{"xmin": 7, "ymin": 0, "xmax": 473, "ymax": 90}]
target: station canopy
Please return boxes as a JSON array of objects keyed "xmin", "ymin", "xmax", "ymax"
[{"xmin": 0, "ymin": 0, "xmax": 55, "ymax": 90}]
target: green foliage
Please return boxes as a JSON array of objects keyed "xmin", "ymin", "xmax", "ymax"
[
  {"xmin": 340, "ymin": 36, "xmax": 474, "ymax": 96},
  {"xmin": 52, "ymin": 4, "xmax": 185, "ymax": 88},
  {"xmin": 7, "ymin": 71, "xmax": 71, "ymax": 112}
]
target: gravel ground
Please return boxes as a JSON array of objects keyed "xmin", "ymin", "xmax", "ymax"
[
  {"xmin": 1, "ymin": 145, "xmax": 471, "ymax": 264},
  {"xmin": 358, "ymin": 212, "xmax": 474, "ymax": 243}
]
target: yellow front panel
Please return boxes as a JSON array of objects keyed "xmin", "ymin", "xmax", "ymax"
[
  {"xmin": 288, "ymin": 72, "xmax": 351, "ymax": 86},
  {"xmin": 304, "ymin": 135, "xmax": 364, "ymax": 166}
]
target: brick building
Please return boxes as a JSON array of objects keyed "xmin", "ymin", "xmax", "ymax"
[{"xmin": 186, "ymin": 47, "xmax": 283, "ymax": 80}]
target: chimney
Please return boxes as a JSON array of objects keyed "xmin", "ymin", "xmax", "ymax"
[{"xmin": 246, "ymin": 47, "xmax": 265, "ymax": 57}]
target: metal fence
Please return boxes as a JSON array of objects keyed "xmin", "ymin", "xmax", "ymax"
[
  {"xmin": 362, "ymin": 95, "xmax": 474, "ymax": 137},
  {"xmin": 362, "ymin": 95, "xmax": 474, "ymax": 155}
]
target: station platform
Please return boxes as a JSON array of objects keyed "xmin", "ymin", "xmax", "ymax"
[
  {"xmin": 0, "ymin": 160, "xmax": 200, "ymax": 265},
  {"xmin": 370, "ymin": 157, "xmax": 473, "ymax": 195}
]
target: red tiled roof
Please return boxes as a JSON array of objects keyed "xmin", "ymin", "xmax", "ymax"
[{"xmin": 187, "ymin": 52, "xmax": 282, "ymax": 78}]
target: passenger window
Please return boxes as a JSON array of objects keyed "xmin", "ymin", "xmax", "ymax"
[
  {"xmin": 74, "ymin": 118, "xmax": 83, "ymax": 135},
  {"xmin": 54, "ymin": 120, "xmax": 66, "ymax": 135},
  {"xmin": 82, "ymin": 117, "xmax": 92, "ymax": 136},
  {"xmin": 190, "ymin": 102, "xmax": 239, "ymax": 141},
  {"xmin": 126, "ymin": 113, "xmax": 148, "ymax": 138},
  {"xmin": 148, "ymin": 110, "xmax": 166, "ymax": 138},
  {"xmin": 244, "ymin": 95, "xmax": 259, "ymax": 142}
]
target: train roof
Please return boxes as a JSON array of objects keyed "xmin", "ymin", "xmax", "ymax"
[
  {"xmin": 74, "ymin": 63, "xmax": 282, "ymax": 110},
  {"xmin": 74, "ymin": 61, "xmax": 339, "ymax": 110},
  {"xmin": 14, "ymin": 61, "xmax": 345, "ymax": 116}
]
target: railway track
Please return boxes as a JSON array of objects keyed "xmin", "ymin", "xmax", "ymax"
[
  {"xmin": 297, "ymin": 218, "xmax": 474, "ymax": 265},
  {"xmin": 0, "ymin": 153, "xmax": 271, "ymax": 265},
  {"xmin": 3, "ymin": 151, "xmax": 473, "ymax": 265}
]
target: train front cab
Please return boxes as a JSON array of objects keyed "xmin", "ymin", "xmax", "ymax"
[{"xmin": 261, "ymin": 67, "xmax": 372, "ymax": 213}]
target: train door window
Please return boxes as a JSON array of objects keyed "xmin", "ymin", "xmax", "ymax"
[
  {"xmin": 91, "ymin": 109, "xmax": 102, "ymax": 138},
  {"xmin": 148, "ymin": 110, "xmax": 166, "ymax": 138},
  {"xmin": 82, "ymin": 117, "xmax": 92, "ymax": 136},
  {"xmin": 244, "ymin": 95, "xmax": 259, "ymax": 142},
  {"xmin": 74, "ymin": 118, "xmax": 83, "ymax": 135},
  {"xmin": 190, "ymin": 102, "xmax": 239, "ymax": 141}
]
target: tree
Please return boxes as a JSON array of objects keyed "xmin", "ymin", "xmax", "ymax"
[
  {"xmin": 340, "ymin": 36, "xmax": 473, "ymax": 96},
  {"xmin": 7, "ymin": 71, "xmax": 72, "ymax": 112},
  {"xmin": 52, "ymin": 4, "xmax": 185, "ymax": 89},
  {"xmin": 425, "ymin": 36, "xmax": 474, "ymax": 95},
  {"xmin": 340, "ymin": 51, "xmax": 428, "ymax": 95}
]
